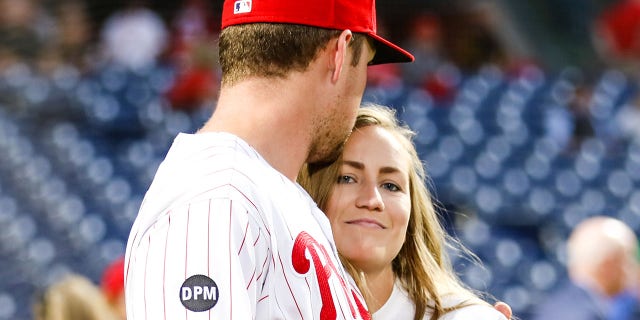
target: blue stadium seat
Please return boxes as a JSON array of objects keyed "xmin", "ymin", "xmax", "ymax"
[
  {"xmin": 474, "ymin": 151, "xmax": 503, "ymax": 181},
  {"xmin": 500, "ymin": 284, "xmax": 534, "ymax": 315},
  {"xmin": 526, "ymin": 187, "xmax": 557, "ymax": 219},
  {"xmin": 0, "ymin": 292, "xmax": 17, "ymax": 320},
  {"xmin": 453, "ymin": 118, "xmax": 486, "ymax": 147},
  {"xmin": 617, "ymin": 201, "xmax": 640, "ymax": 230},
  {"xmin": 437, "ymin": 134, "xmax": 465, "ymax": 164},
  {"xmin": 577, "ymin": 188, "xmax": 607, "ymax": 216},
  {"xmin": 607, "ymin": 169, "xmax": 634, "ymax": 200},
  {"xmin": 484, "ymin": 135, "xmax": 514, "ymax": 163},
  {"xmin": 460, "ymin": 263, "xmax": 494, "ymax": 292},
  {"xmin": 423, "ymin": 151, "xmax": 451, "ymax": 180},
  {"xmin": 26, "ymin": 238, "xmax": 56, "ymax": 268},
  {"xmin": 554, "ymin": 168, "xmax": 583, "ymax": 200},
  {"xmin": 573, "ymin": 152, "xmax": 602, "ymax": 183},
  {"xmin": 524, "ymin": 153, "xmax": 552, "ymax": 182},
  {"xmin": 449, "ymin": 165, "xmax": 478, "ymax": 197},
  {"xmin": 501, "ymin": 167, "xmax": 531, "ymax": 199},
  {"xmin": 473, "ymin": 184, "xmax": 504, "ymax": 218},
  {"xmin": 624, "ymin": 143, "xmax": 640, "ymax": 182},
  {"xmin": 524, "ymin": 260, "xmax": 562, "ymax": 292},
  {"xmin": 411, "ymin": 116, "xmax": 439, "ymax": 149},
  {"xmin": 590, "ymin": 69, "xmax": 633, "ymax": 123}
]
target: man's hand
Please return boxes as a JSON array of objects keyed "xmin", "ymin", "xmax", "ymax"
[{"xmin": 494, "ymin": 301, "xmax": 512, "ymax": 319}]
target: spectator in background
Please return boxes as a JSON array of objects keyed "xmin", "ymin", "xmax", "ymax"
[
  {"xmin": 593, "ymin": 0, "xmax": 640, "ymax": 74},
  {"xmin": 164, "ymin": 35, "xmax": 219, "ymax": 111},
  {"xmin": 532, "ymin": 216, "xmax": 639, "ymax": 320},
  {"xmin": 442, "ymin": 3, "xmax": 508, "ymax": 73},
  {"xmin": 99, "ymin": 0, "xmax": 168, "ymax": 70},
  {"xmin": 566, "ymin": 84, "xmax": 596, "ymax": 152},
  {"xmin": 399, "ymin": 13, "xmax": 445, "ymax": 87},
  {"xmin": 398, "ymin": 12, "xmax": 458, "ymax": 104},
  {"xmin": 51, "ymin": 0, "xmax": 93, "ymax": 72},
  {"xmin": 544, "ymin": 78, "xmax": 597, "ymax": 154},
  {"xmin": 101, "ymin": 256, "xmax": 126, "ymax": 320},
  {"xmin": 167, "ymin": 0, "xmax": 219, "ymax": 58},
  {"xmin": 33, "ymin": 274, "xmax": 120, "ymax": 320},
  {"xmin": 30, "ymin": 0, "xmax": 93, "ymax": 77},
  {"xmin": 610, "ymin": 284, "xmax": 640, "ymax": 320},
  {"xmin": 0, "ymin": 0, "xmax": 47, "ymax": 68},
  {"xmin": 608, "ymin": 237, "xmax": 640, "ymax": 320},
  {"xmin": 165, "ymin": 0, "xmax": 219, "ymax": 112}
]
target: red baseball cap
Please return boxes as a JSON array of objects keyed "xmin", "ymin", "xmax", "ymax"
[{"xmin": 221, "ymin": 0, "xmax": 414, "ymax": 65}]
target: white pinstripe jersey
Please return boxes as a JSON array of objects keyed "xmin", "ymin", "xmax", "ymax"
[{"xmin": 125, "ymin": 132, "xmax": 370, "ymax": 320}]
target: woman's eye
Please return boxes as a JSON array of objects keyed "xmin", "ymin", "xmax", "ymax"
[
  {"xmin": 337, "ymin": 175, "xmax": 355, "ymax": 184},
  {"xmin": 382, "ymin": 183, "xmax": 400, "ymax": 192}
]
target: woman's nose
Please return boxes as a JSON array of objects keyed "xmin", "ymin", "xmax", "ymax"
[{"xmin": 355, "ymin": 183, "xmax": 385, "ymax": 211}]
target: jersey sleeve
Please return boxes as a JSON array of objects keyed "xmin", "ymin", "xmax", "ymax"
[{"xmin": 125, "ymin": 195, "xmax": 270, "ymax": 320}]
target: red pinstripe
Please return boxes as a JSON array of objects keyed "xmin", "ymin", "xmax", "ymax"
[
  {"xmin": 185, "ymin": 205, "xmax": 190, "ymax": 278},
  {"xmin": 237, "ymin": 220, "xmax": 249, "ymax": 254},
  {"xmin": 163, "ymin": 215, "xmax": 171, "ymax": 320},
  {"xmin": 304, "ymin": 278, "xmax": 311, "ymax": 291},
  {"xmin": 229, "ymin": 186, "xmax": 272, "ymax": 237},
  {"xmin": 178, "ymin": 182, "xmax": 272, "ymax": 237},
  {"xmin": 229, "ymin": 200, "xmax": 233, "ymax": 320},
  {"xmin": 246, "ymin": 269, "xmax": 256, "ymax": 290},
  {"xmin": 185, "ymin": 206, "xmax": 190, "ymax": 320},
  {"xmin": 253, "ymin": 231, "xmax": 261, "ymax": 246},
  {"xmin": 255, "ymin": 249, "xmax": 269, "ymax": 283},
  {"xmin": 335, "ymin": 288, "xmax": 349, "ymax": 320},
  {"xmin": 208, "ymin": 201, "xmax": 211, "ymax": 275},
  {"xmin": 208, "ymin": 200, "xmax": 212, "ymax": 320},
  {"xmin": 278, "ymin": 253, "xmax": 304, "ymax": 319},
  {"xmin": 144, "ymin": 235, "xmax": 150, "ymax": 320}
]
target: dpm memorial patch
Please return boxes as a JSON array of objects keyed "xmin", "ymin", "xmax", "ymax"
[{"xmin": 180, "ymin": 274, "xmax": 219, "ymax": 312}]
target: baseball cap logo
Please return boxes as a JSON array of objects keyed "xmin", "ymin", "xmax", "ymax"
[{"xmin": 234, "ymin": 0, "xmax": 252, "ymax": 14}]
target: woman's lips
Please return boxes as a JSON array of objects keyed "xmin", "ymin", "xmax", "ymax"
[{"xmin": 345, "ymin": 218, "xmax": 385, "ymax": 229}]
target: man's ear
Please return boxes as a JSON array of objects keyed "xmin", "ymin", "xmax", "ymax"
[{"xmin": 331, "ymin": 30, "xmax": 353, "ymax": 83}]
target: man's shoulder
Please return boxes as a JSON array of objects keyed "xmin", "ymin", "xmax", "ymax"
[
  {"xmin": 161, "ymin": 132, "xmax": 281, "ymax": 187},
  {"xmin": 532, "ymin": 281, "xmax": 603, "ymax": 320}
]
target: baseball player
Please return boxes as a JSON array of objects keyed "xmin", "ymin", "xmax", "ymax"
[{"xmin": 124, "ymin": 0, "xmax": 413, "ymax": 319}]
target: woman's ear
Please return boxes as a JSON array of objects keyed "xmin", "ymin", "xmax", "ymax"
[{"xmin": 331, "ymin": 29, "xmax": 353, "ymax": 83}]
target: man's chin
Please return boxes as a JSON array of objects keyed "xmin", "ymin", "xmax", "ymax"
[{"xmin": 307, "ymin": 142, "xmax": 345, "ymax": 165}]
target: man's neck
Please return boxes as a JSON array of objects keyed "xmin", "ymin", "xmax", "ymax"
[{"xmin": 199, "ymin": 78, "xmax": 316, "ymax": 180}]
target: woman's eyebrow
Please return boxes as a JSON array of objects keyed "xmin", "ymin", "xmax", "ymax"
[
  {"xmin": 342, "ymin": 160, "xmax": 364, "ymax": 170},
  {"xmin": 343, "ymin": 160, "xmax": 401, "ymax": 175}
]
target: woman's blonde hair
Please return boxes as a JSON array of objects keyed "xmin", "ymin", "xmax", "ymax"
[
  {"xmin": 299, "ymin": 104, "xmax": 485, "ymax": 320},
  {"xmin": 33, "ymin": 274, "xmax": 120, "ymax": 320}
]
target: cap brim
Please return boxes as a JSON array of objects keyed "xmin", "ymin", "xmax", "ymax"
[{"xmin": 367, "ymin": 33, "xmax": 414, "ymax": 65}]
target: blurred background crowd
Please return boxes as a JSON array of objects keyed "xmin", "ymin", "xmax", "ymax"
[{"xmin": 3, "ymin": 0, "xmax": 640, "ymax": 319}]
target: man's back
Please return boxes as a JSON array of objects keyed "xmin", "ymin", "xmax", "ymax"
[{"xmin": 125, "ymin": 133, "xmax": 369, "ymax": 319}]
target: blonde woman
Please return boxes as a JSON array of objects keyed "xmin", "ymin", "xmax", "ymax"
[
  {"xmin": 299, "ymin": 105, "xmax": 508, "ymax": 320},
  {"xmin": 33, "ymin": 274, "xmax": 119, "ymax": 320}
]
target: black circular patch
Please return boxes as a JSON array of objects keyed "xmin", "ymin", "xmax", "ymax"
[{"xmin": 179, "ymin": 274, "xmax": 219, "ymax": 312}]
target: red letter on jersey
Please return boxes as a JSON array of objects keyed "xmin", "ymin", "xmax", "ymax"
[{"xmin": 292, "ymin": 231, "xmax": 370, "ymax": 320}]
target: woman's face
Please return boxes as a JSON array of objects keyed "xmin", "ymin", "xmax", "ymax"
[{"xmin": 325, "ymin": 125, "xmax": 412, "ymax": 273}]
